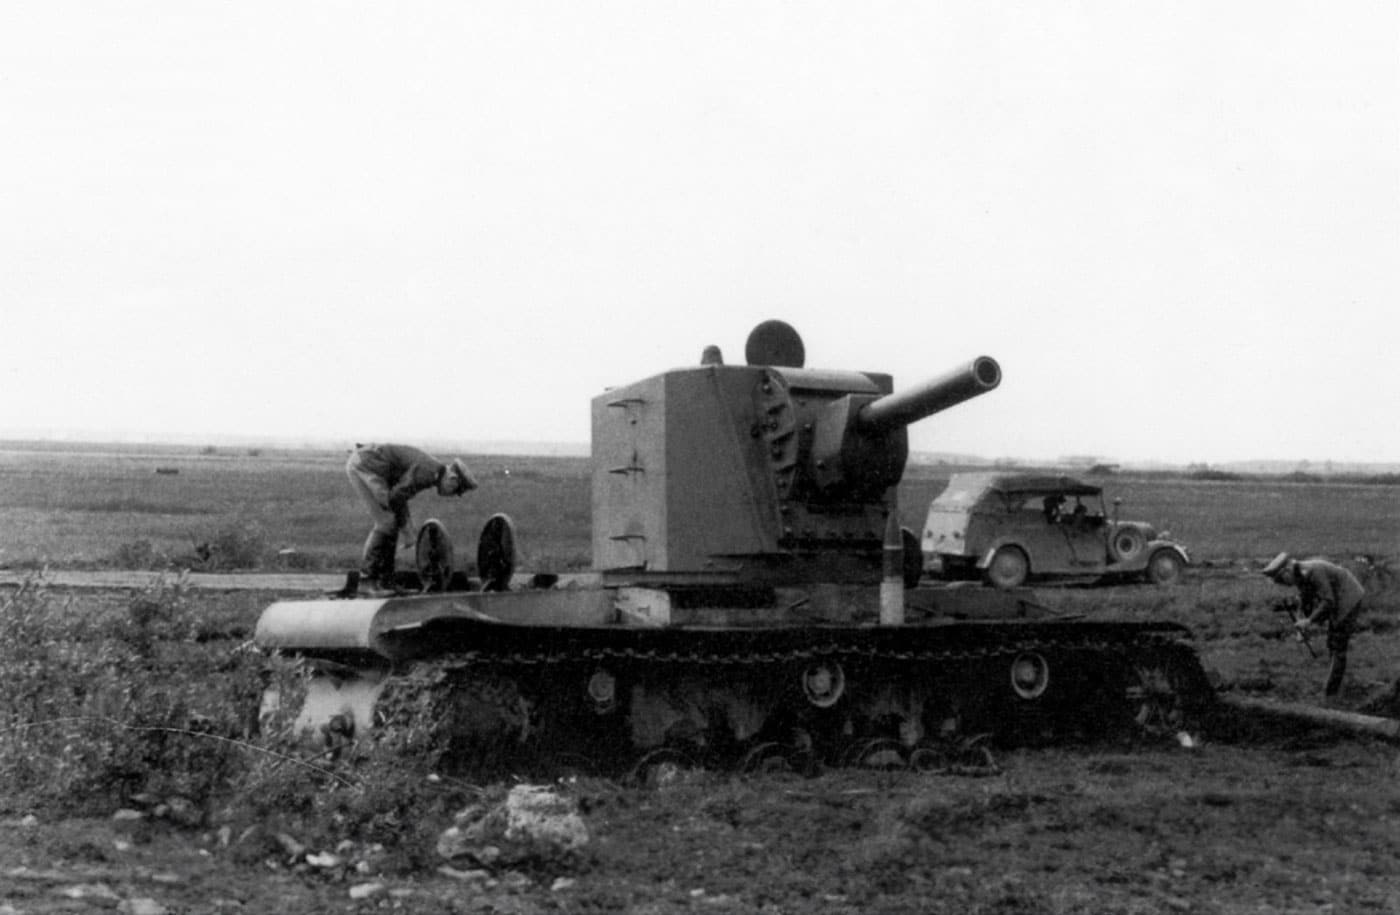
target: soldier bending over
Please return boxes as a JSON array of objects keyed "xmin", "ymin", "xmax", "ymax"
[
  {"xmin": 346, "ymin": 443, "xmax": 477, "ymax": 592},
  {"xmin": 1262, "ymin": 552, "xmax": 1367, "ymax": 702}
]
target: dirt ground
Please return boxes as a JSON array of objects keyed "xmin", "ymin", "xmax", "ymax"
[
  {"xmin": 4, "ymin": 573, "xmax": 1400, "ymax": 914},
  {"xmin": 4, "ymin": 714, "xmax": 1399, "ymax": 915}
]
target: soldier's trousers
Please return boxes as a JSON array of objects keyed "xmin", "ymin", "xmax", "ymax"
[{"xmin": 1324, "ymin": 619, "xmax": 1356, "ymax": 698}]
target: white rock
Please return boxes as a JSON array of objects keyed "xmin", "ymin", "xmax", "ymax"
[
  {"xmin": 551, "ymin": 877, "xmax": 576, "ymax": 892},
  {"xmin": 306, "ymin": 852, "xmax": 342, "ymax": 868},
  {"xmin": 503, "ymin": 785, "xmax": 589, "ymax": 853},
  {"xmin": 59, "ymin": 884, "xmax": 121, "ymax": 901},
  {"xmin": 161, "ymin": 796, "xmax": 202, "ymax": 828},
  {"xmin": 440, "ymin": 785, "xmax": 588, "ymax": 867},
  {"xmin": 118, "ymin": 898, "xmax": 169, "ymax": 915},
  {"xmin": 275, "ymin": 833, "xmax": 306, "ymax": 857},
  {"xmin": 19, "ymin": 815, "xmax": 37, "ymax": 828},
  {"xmin": 435, "ymin": 825, "xmax": 471, "ymax": 861},
  {"xmin": 438, "ymin": 866, "xmax": 491, "ymax": 881},
  {"xmin": 348, "ymin": 882, "xmax": 386, "ymax": 900}
]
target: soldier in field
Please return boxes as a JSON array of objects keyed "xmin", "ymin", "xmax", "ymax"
[
  {"xmin": 1262, "ymin": 552, "xmax": 1368, "ymax": 702},
  {"xmin": 346, "ymin": 443, "xmax": 477, "ymax": 592}
]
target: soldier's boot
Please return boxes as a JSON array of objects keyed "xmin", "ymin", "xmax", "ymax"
[
  {"xmin": 359, "ymin": 530, "xmax": 399, "ymax": 596},
  {"xmin": 1323, "ymin": 651, "xmax": 1348, "ymax": 705}
]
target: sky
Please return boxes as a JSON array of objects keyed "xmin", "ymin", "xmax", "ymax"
[{"xmin": 2, "ymin": 2, "xmax": 1396, "ymax": 466}]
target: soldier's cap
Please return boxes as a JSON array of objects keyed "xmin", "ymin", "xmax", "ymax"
[
  {"xmin": 445, "ymin": 458, "xmax": 478, "ymax": 496},
  {"xmin": 1261, "ymin": 551, "xmax": 1291, "ymax": 579}
]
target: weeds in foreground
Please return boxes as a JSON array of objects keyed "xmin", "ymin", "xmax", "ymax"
[{"xmin": 0, "ymin": 577, "xmax": 468, "ymax": 865}]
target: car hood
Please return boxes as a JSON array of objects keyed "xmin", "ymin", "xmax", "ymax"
[{"xmin": 1110, "ymin": 519, "xmax": 1158, "ymax": 541}]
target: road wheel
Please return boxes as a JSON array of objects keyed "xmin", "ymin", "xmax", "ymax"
[
  {"xmin": 477, "ymin": 513, "xmax": 517, "ymax": 591},
  {"xmin": 1145, "ymin": 550, "xmax": 1184, "ymax": 586},
  {"xmin": 627, "ymin": 748, "xmax": 696, "ymax": 787},
  {"xmin": 414, "ymin": 519, "xmax": 455, "ymax": 593},
  {"xmin": 984, "ymin": 546, "xmax": 1029, "ymax": 589}
]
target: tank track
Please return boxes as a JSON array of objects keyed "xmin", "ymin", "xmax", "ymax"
[{"xmin": 364, "ymin": 624, "xmax": 1213, "ymax": 780}]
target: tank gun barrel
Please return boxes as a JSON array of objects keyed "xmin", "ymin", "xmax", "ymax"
[{"xmin": 856, "ymin": 356, "xmax": 1001, "ymax": 433}]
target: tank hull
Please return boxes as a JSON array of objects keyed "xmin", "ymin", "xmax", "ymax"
[{"xmin": 258, "ymin": 585, "xmax": 1213, "ymax": 777}]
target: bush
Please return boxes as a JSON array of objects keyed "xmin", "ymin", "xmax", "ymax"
[
  {"xmin": 0, "ymin": 576, "xmax": 267, "ymax": 814},
  {"xmin": 0, "ymin": 575, "xmax": 469, "ymax": 865},
  {"xmin": 207, "ymin": 519, "xmax": 269, "ymax": 570},
  {"xmin": 111, "ymin": 538, "xmax": 163, "ymax": 570}
]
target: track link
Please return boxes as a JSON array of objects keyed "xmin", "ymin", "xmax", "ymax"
[{"xmin": 359, "ymin": 627, "xmax": 1212, "ymax": 779}]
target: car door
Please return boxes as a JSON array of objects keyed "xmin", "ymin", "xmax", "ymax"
[
  {"xmin": 1057, "ymin": 495, "xmax": 1109, "ymax": 570},
  {"xmin": 1022, "ymin": 493, "xmax": 1075, "ymax": 574}
]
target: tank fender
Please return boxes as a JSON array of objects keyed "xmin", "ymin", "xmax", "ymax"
[{"xmin": 255, "ymin": 598, "xmax": 387, "ymax": 654}]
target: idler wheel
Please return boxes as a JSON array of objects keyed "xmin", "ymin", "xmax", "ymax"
[
  {"xmin": 841, "ymin": 738, "xmax": 906, "ymax": 770},
  {"xmin": 1010, "ymin": 652, "xmax": 1051, "ymax": 700},
  {"xmin": 801, "ymin": 661, "xmax": 846, "ymax": 708}
]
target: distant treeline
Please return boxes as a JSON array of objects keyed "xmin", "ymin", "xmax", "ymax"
[
  {"xmin": 905, "ymin": 460, "xmax": 1400, "ymax": 487},
  {"xmin": 1180, "ymin": 468, "xmax": 1400, "ymax": 486}
]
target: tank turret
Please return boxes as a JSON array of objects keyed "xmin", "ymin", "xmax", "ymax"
[{"xmin": 591, "ymin": 320, "xmax": 1000, "ymax": 585}]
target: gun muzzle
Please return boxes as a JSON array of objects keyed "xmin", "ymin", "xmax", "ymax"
[{"xmin": 856, "ymin": 356, "xmax": 1001, "ymax": 434}]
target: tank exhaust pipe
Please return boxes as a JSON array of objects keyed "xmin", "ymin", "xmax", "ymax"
[{"xmin": 856, "ymin": 356, "xmax": 1001, "ymax": 434}]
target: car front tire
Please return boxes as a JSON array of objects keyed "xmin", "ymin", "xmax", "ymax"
[{"xmin": 1145, "ymin": 550, "xmax": 1184, "ymax": 586}]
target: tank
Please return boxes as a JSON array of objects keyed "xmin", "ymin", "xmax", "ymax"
[{"xmin": 255, "ymin": 320, "xmax": 1213, "ymax": 777}]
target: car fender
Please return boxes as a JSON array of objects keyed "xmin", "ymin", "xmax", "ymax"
[
  {"xmin": 976, "ymin": 538, "xmax": 1029, "ymax": 571},
  {"xmin": 1146, "ymin": 541, "xmax": 1190, "ymax": 566},
  {"xmin": 1107, "ymin": 539, "xmax": 1189, "ymax": 571}
]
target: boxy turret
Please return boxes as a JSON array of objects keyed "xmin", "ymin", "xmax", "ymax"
[{"xmin": 591, "ymin": 320, "xmax": 1000, "ymax": 585}]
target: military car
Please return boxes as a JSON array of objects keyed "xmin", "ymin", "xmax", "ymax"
[{"xmin": 922, "ymin": 472, "xmax": 1189, "ymax": 588}]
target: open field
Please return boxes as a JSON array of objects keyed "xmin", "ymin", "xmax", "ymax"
[
  {"xmin": 3, "ymin": 442, "xmax": 1400, "ymax": 913},
  {"xmin": 4, "ymin": 443, "xmax": 1398, "ymax": 572},
  {"xmin": 0, "ymin": 444, "xmax": 592, "ymax": 573}
]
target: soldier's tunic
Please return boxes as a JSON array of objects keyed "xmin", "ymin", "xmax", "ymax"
[
  {"xmin": 1294, "ymin": 558, "xmax": 1367, "ymax": 698},
  {"xmin": 346, "ymin": 443, "xmax": 448, "ymax": 538}
]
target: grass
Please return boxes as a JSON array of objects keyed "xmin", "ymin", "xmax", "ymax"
[
  {"xmin": 4, "ymin": 444, "xmax": 1397, "ymax": 575},
  {"xmin": 0, "ymin": 573, "xmax": 474, "ymax": 872},
  {"xmin": 2, "ymin": 442, "xmax": 1400, "ymax": 901},
  {"xmin": 0, "ymin": 445, "xmax": 591, "ymax": 572}
]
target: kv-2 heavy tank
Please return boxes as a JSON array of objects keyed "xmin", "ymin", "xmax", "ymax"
[{"xmin": 256, "ymin": 320, "xmax": 1212, "ymax": 776}]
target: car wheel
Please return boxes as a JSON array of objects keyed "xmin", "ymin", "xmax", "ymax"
[
  {"xmin": 1145, "ymin": 550, "xmax": 1184, "ymax": 586},
  {"xmin": 1111, "ymin": 528, "xmax": 1146, "ymax": 562},
  {"xmin": 985, "ymin": 546, "xmax": 1029, "ymax": 589}
]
